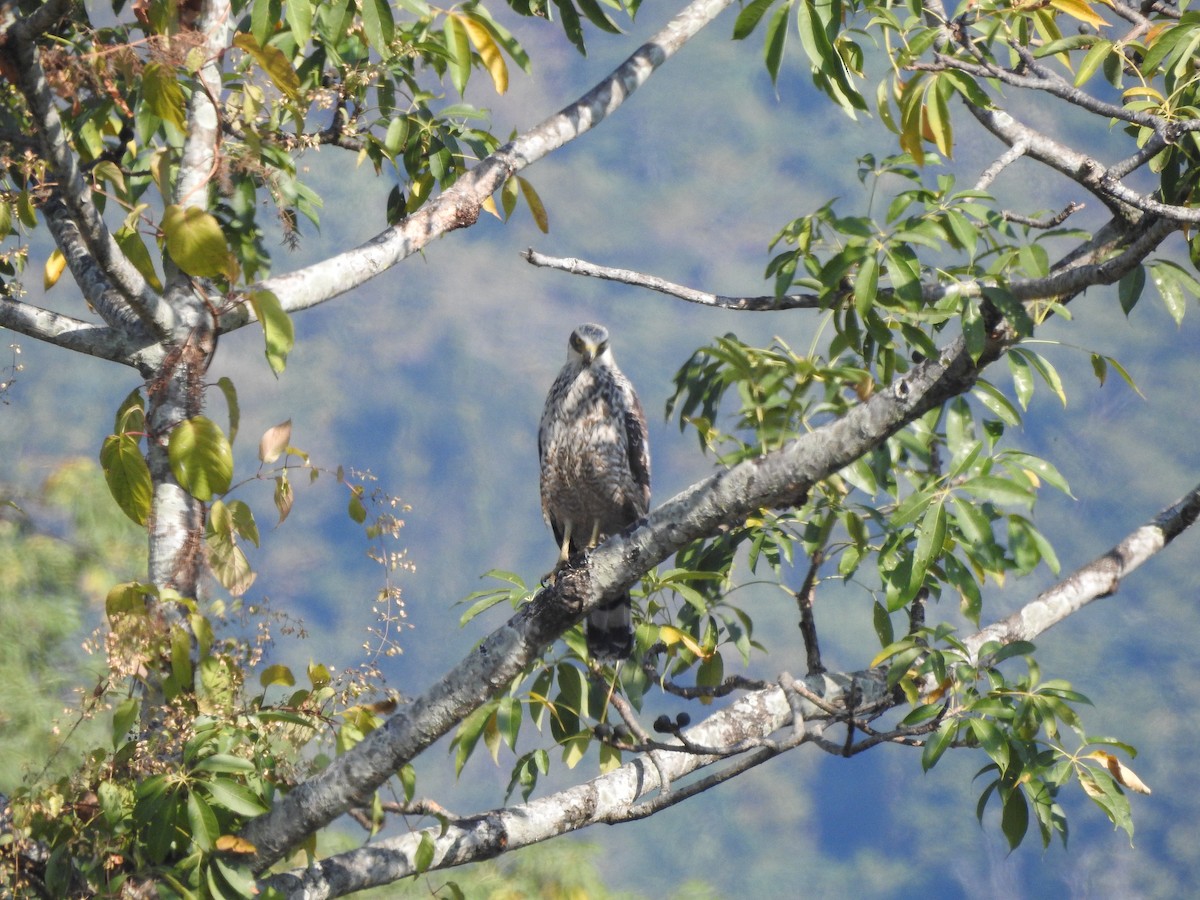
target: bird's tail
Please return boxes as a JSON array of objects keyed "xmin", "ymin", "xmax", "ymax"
[{"xmin": 587, "ymin": 591, "xmax": 633, "ymax": 660}]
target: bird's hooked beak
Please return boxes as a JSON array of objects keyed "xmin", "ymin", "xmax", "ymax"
[{"xmin": 579, "ymin": 343, "xmax": 598, "ymax": 365}]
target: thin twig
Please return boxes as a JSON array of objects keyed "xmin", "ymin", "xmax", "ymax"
[
  {"xmin": 522, "ymin": 249, "xmax": 821, "ymax": 311},
  {"xmin": 795, "ymin": 551, "xmax": 825, "ymax": 675},
  {"xmin": 1002, "ymin": 202, "xmax": 1084, "ymax": 229}
]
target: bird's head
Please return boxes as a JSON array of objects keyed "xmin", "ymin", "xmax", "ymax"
[{"xmin": 568, "ymin": 323, "xmax": 610, "ymax": 366}]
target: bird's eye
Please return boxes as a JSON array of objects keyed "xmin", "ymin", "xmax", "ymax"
[{"xmin": 569, "ymin": 334, "xmax": 582, "ymax": 351}]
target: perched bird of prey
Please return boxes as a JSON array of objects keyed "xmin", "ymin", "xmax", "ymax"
[{"xmin": 539, "ymin": 323, "xmax": 651, "ymax": 660}]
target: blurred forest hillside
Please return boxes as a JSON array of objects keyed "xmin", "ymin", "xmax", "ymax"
[{"xmin": 3, "ymin": 1, "xmax": 1200, "ymax": 898}]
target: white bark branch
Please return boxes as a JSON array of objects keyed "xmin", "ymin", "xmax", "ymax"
[
  {"xmin": 521, "ymin": 248, "xmax": 822, "ymax": 310},
  {"xmin": 0, "ymin": 297, "xmax": 162, "ymax": 370},
  {"xmin": 524, "ymin": 212, "xmax": 1174, "ymax": 318},
  {"xmin": 967, "ymin": 104, "xmax": 1200, "ymax": 225},
  {"xmin": 963, "ymin": 481, "xmax": 1200, "ymax": 661},
  {"xmin": 218, "ymin": 0, "xmax": 739, "ymax": 333},
  {"xmin": 7, "ymin": 3, "xmax": 173, "ymax": 337},
  {"xmin": 266, "ymin": 670, "xmax": 875, "ymax": 899}
]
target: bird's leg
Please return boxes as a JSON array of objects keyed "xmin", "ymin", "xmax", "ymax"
[
  {"xmin": 586, "ymin": 519, "xmax": 602, "ymax": 550},
  {"xmin": 558, "ymin": 521, "xmax": 575, "ymax": 565},
  {"xmin": 543, "ymin": 521, "xmax": 575, "ymax": 586}
]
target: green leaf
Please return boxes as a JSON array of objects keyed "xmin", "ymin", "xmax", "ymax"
[
  {"xmin": 115, "ymin": 226, "xmax": 163, "ymax": 291},
  {"xmin": 286, "ymin": 0, "xmax": 314, "ymax": 47},
  {"xmin": 247, "ymin": 290, "xmax": 295, "ymax": 375},
  {"xmin": 193, "ymin": 754, "xmax": 258, "ymax": 775},
  {"xmin": 169, "ymin": 416, "xmax": 234, "ymax": 501},
  {"xmin": 348, "ymin": 489, "xmax": 367, "ymax": 524},
  {"xmin": 910, "ymin": 498, "xmax": 946, "ymax": 594},
  {"xmin": 187, "ymin": 792, "xmax": 219, "ymax": 852},
  {"xmin": 575, "ymin": 0, "xmax": 622, "ymax": 34},
  {"xmin": 552, "ymin": 0, "xmax": 586, "ymax": 54},
  {"xmin": 203, "ymin": 778, "xmax": 268, "ymax": 817},
  {"xmin": 361, "ymin": 0, "xmax": 396, "ymax": 55},
  {"xmin": 143, "ymin": 62, "xmax": 186, "ymax": 133},
  {"xmin": 872, "ymin": 601, "xmax": 894, "ymax": 648},
  {"xmin": 400, "ymin": 763, "xmax": 417, "ymax": 803},
  {"xmin": 113, "ymin": 697, "xmax": 140, "ymax": 747},
  {"xmin": 1001, "ymin": 786, "xmax": 1030, "ymax": 850},
  {"xmin": 1007, "ymin": 352, "xmax": 1034, "ymax": 410},
  {"xmin": 251, "ymin": 0, "xmax": 277, "ymax": 46},
  {"xmin": 415, "ymin": 832, "xmax": 436, "ymax": 873},
  {"xmin": 259, "ymin": 663, "xmax": 296, "ymax": 687},
  {"xmin": 1151, "ymin": 262, "xmax": 1186, "ymax": 326},
  {"xmin": 922, "ymin": 718, "xmax": 956, "ymax": 771},
  {"xmin": 763, "ymin": 2, "xmax": 790, "ymax": 85},
  {"xmin": 170, "ymin": 623, "xmax": 193, "ymax": 693},
  {"xmin": 733, "ymin": 0, "xmax": 778, "ymax": 39},
  {"xmin": 1002, "ymin": 451, "xmax": 1072, "ymax": 496},
  {"xmin": 453, "ymin": 701, "xmax": 498, "ymax": 776},
  {"xmin": 444, "ymin": 14, "xmax": 472, "ymax": 96},
  {"xmin": 162, "ymin": 204, "xmax": 231, "ymax": 278},
  {"xmin": 981, "ymin": 285, "xmax": 1034, "ymax": 336},
  {"xmin": 1118, "ymin": 264, "xmax": 1144, "ymax": 315},
  {"xmin": 973, "ymin": 381, "xmax": 1022, "ymax": 427},
  {"xmin": 100, "ymin": 434, "xmax": 153, "ymax": 526},
  {"xmin": 1074, "ymin": 39, "xmax": 1112, "ymax": 86},
  {"xmin": 854, "ymin": 253, "xmax": 879, "ymax": 318},
  {"xmin": 961, "ymin": 475, "xmax": 1034, "ymax": 508},
  {"xmin": 968, "ymin": 718, "xmax": 1009, "ymax": 772},
  {"xmin": 217, "ymin": 376, "xmax": 240, "ymax": 445}
]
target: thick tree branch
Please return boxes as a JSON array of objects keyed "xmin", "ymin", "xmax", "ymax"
[
  {"xmin": 5, "ymin": 5, "xmax": 172, "ymax": 337},
  {"xmin": 171, "ymin": 0, "xmax": 230, "ymax": 215},
  {"xmin": 0, "ymin": 297, "xmax": 161, "ymax": 370},
  {"xmin": 521, "ymin": 248, "xmax": 821, "ymax": 310},
  {"xmin": 218, "ymin": 0, "xmax": 739, "ymax": 333},
  {"xmin": 39, "ymin": 192, "xmax": 162, "ymax": 361}
]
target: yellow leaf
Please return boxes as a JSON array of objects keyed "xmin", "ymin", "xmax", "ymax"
[
  {"xmin": 215, "ymin": 835, "xmax": 257, "ymax": 854},
  {"xmin": 233, "ymin": 33, "xmax": 301, "ymax": 99},
  {"xmin": 1049, "ymin": 0, "xmax": 1109, "ymax": 29},
  {"xmin": 1123, "ymin": 85, "xmax": 1165, "ymax": 103},
  {"xmin": 460, "ymin": 14, "xmax": 509, "ymax": 95},
  {"xmin": 562, "ymin": 735, "xmax": 587, "ymax": 769},
  {"xmin": 658, "ymin": 625, "xmax": 710, "ymax": 659},
  {"xmin": 44, "ymin": 248, "xmax": 67, "ymax": 290},
  {"xmin": 517, "ymin": 176, "xmax": 549, "ymax": 233},
  {"xmin": 481, "ymin": 194, "xmax": 501, "ymax": 219}
]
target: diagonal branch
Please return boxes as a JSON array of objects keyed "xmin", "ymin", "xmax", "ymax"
[
  {"xmin": 967, "ymin": 104, "xmax": 1200, "ymax": 225},
  {"xmin": 963, "ymin": 481, "xmax": 1200, "ymax": 661},
  {"xmin": 264, "ymin": 669, "xmax": 872, "ymax": 899},
  {"xmin": 40, "ymin": 192, "xmax": 162, "ymax": 356},
  {"xmin": 5, "ymin": 5, "xmax": 173, "ymax": 338},
  {"xmin": 218, "ymin": 0, "xmax": 740, "ymax": 334}
]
